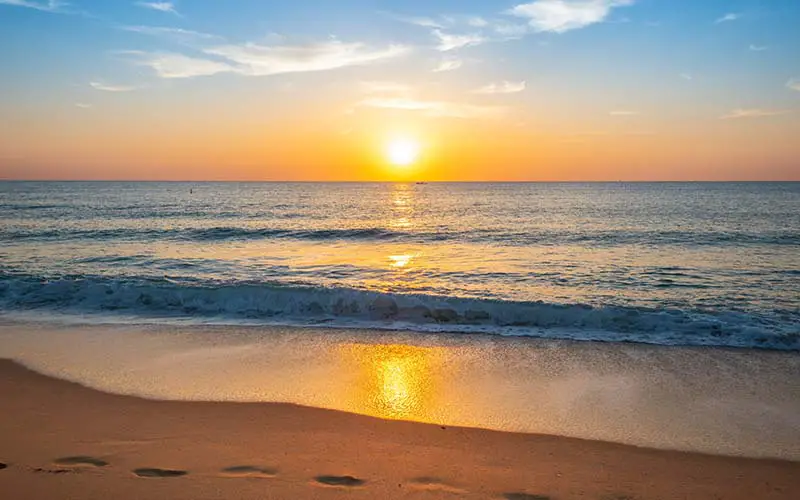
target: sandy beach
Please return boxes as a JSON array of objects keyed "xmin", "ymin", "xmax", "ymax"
[
  {"xmin": 1, "ymin": 359, "xmax": 798, "ymax": 500},
  {"xmin": 3, "ymin": 0, "xmax": 799, "ymax": 494}
]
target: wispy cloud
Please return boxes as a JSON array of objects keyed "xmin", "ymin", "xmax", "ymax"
[
  {"xmin": 205, "ymin": 40, "xmax": 409, "ymax": 77},
  {"xmin": 0, "ymin": 0, "xmax": 66, "ymax": 12},
  {"xmin": 720, "ymin": 108, "xmax": 791, "ymax": 119},
  {"xmin": 433, "ymin": 58, "xmax": 463, "ymax": 72},
  {"xmin": 389, "ymin": 10, "xmax": 527, "ymax": 45},
  {"xmin": 749, "ymin": 44, "xmax": 767, "ymax": 51},
  {"xmin": 492, "ymin": 22, "xmax": 531, "ymax": 38},
  {"xmin": 680, "ymin": 73, "xmax": 693, "ymax": 80},
  {"xmin": 472, "ymin": 81, "xmax": 526, "ymax": 94},
  {"xmin": 129, "ymin": 52, "xmax": 235, "ymax": 78},
  {"xmin": 136, "ymin": 2, "xmax": 178, "ymax": 15},
  {"xmin": 610, "ymin": 110, "xmax": 640, "ymax": 116},
  {"xmin": 787, "ymin": 78, "xmax": 800, "ymax": 92},
  {"xmin": 359, "ymin": 98, "xmax": 505, "ymax": 119},
  {"xmin": 508, "ymin": 0, "xmax": 635, "ymax": 33},
  {"xmin": 391, "ymin": 14, "xmax": 446, "ymax": 29},
  {"xmin": 74, "ymin": 102, "xmax": 92, "ymax": 109},
  {"xmin": 715, "ymin": 13, "xmax": 740, "ymax": 24},
  {"xmin": 432, "ymin": 29, "xmax": 486, "ymax": 51},
  {"xmin": 122, "ymin": 26, "xmax": 222, "ymax": 44},
  {"xmin": 467, "ymin": 16, "xmax": 489, "ymax": 27},
  {"xmin": 130, "ymin": 40, "xmax": 409, "ymax": 79},
  {"xmin": 89, "ymin": 81, "xmax": 137, "ymax": 92}
]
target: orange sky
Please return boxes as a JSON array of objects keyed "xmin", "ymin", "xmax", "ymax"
[{"xmin": 2, "ymin": 105, "xmax": 798, "ymax": 181}]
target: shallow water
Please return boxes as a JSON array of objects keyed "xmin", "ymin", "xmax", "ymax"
[
  {"xmin": 1, "ymin": 321, "xmax": 798, "ymax": 460},
  {"xmin": 2, "ymin": 181, "xmax": 798, "ymax": 349}
]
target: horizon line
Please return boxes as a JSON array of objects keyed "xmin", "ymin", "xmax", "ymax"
[{"xmin": 1, "ymin": 179, "xmax": 799, "ymax": 183}]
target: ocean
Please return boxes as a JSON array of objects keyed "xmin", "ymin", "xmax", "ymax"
[{"xmin": 1, "ymin": 181, "xmax": 798, "ymax": 349}]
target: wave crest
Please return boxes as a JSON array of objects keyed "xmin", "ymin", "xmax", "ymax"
[{"xmin": 1, "ymin": 274, "xmax": 797, "ymax": 350}]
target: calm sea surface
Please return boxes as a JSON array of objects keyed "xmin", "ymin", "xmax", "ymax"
[{"xmin": 1, "ymin": 182, "xmax": 798, "ymax": 349}]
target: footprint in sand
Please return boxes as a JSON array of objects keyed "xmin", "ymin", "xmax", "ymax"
[
  {"xmin": 133, "ymin": 468, "xmax": 188, "ymax": 478},
  {"xmin": 54, "ymin": 456, "xmax": 109, "ymax": 468},
  {"xmin": 314, "ymin": 475, "xmax": 365, "ymax": 488},
  {"xmin": 220, "ymin": 466, "xmax": 277, "ymax": 478},
  {"xmin": 504, "ymin": 494, "xmax": 551, "ymax": 500},
  {"xmin": 33, "ymin": 468, "xmax": 72, "ymax": 474},
  {"xmin": 408, "ymin": 477, "xmax": 465, "ymax": 494}
]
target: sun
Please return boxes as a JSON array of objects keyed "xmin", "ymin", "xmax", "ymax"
[{"xmin": 386, "ymin": 138, "xmax": 421, "ymax": 166}]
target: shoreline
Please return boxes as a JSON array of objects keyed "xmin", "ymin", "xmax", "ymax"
[
  {"xmin": 2, "ymin": 320, "xmax": 799, "ymax": 461},
  {"xmin": 4, "ymin": 313, "xmax": 800, "ymax": 353},
  {"xmin": 1, "ymin": 359, "xmax": 799, "ymax": 499}
]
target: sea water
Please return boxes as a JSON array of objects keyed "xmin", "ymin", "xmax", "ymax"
[{"xmin": 1, "ymin": 181, "xmax": 798, "ymax": 349}]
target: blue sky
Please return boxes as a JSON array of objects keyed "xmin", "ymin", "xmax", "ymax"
[{"xmin": 1, "ymin": 0, "xmax": 798, "ymax": 180}]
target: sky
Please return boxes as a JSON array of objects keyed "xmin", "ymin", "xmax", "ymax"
[{"xmin": 0, "ymin": 0, "xmax": 798, "ymax": 181}]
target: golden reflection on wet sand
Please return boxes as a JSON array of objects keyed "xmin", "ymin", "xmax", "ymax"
[{"xmin": 338, "ymin": 343, "xmax": 445, "ymax": 422}]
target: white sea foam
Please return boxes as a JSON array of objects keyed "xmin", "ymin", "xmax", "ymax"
[{"xmin": 1, "ymin": 276, "xmax": 798, "ymax": 350}]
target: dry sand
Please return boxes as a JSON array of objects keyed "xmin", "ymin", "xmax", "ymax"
[{"xmin": 0, "ymin": 359, "xmax": 798, "ymax": 500}]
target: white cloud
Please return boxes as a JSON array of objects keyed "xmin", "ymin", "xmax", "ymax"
[
  {"xmin": 787, "ymin": 78, "xmax": 800, "ymax": 92},
  {"xmin": 359, "ymin": 98, "xmax": 505, "ymax": 118},
  {"xmin": 136, "ymin": 2, "xmax": 178, "ymax": 15},
  {"xmin": 508, "ymin": 0, "xmax": 635, "ymax": 33},
  {"xmin": 467, "ymin": 16, "xmax": 489, "ymax": 27},
  {"xmin": 205, "ymin": 40, "xmax": 409, "ymax": 77},
  {"xmin": 135, "ymin": 53, "xmax": 234, "ymax": 78},
  {"xmin": 75, "ymin": 102, "xmax": 92, "ymax": 108},
  {"xmin": 433, "ymin": 58, "xmax": 463, "ymax": 72},
  {"xmin": 715, "ymin": 13, "xmax": 740, "ymax": 24},
  {"xmin": 131, "ymin": 40, "xmax": 409, "ymax": 79},
  {"xmin": 748, "ymin": 44, "xmax": 767, "ymax": 51},
  {"xmin": 122, "ymin": 26, "xmax": 222, "ymax": 44},
  {"xmin": 0, "ymin": 0, "xmax": 65, "ymax": 12},
  {"xmin": 393, "ymin": 15, "xmax": 445, "ymax": 29},
  {"xmin": 432, "ymin": 29, "xmax": 486, "ymax": 51},
  {"xmin": 493, "ymin": 23, "xmax": 531, "ymax": 38},
  {"xmin": 472, "ymin": 81, "xmax": 526, "ymax": 94},
  {"xmin": 610, "ymin": 110, "xmax": 640, "ymax": 116},
  {"xmin": 720, "ymin": 108, "xmax": 791, "ymax": 119},
  {"xmin": 89, "ymin": 81, "xmax": 137, "ymax": 92},
  {"xmin": 680, "ymin": 73, "xmax": 693, "ymax": 80}
]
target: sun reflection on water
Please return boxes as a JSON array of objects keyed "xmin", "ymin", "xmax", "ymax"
[
  {"xmin": 338, "ymin": 343, "xmax": 442, "ymax": 421},
  {"xmin": 387, "ymin": 183, "xmax": 415, "ymax": 229},
  {"xmin": 388, "ymin": 254, "xmax": 415, "ymax": 268}
]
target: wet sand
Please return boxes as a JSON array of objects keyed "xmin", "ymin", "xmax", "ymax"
[{"xmin": 0, "ymin": 359, "xmax": 798, "ymax": 499}]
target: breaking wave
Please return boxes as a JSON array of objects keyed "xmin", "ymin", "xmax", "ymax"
[{"xmin": 1, "ymin": 273, "xmax": 797, "ymax": 350}]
